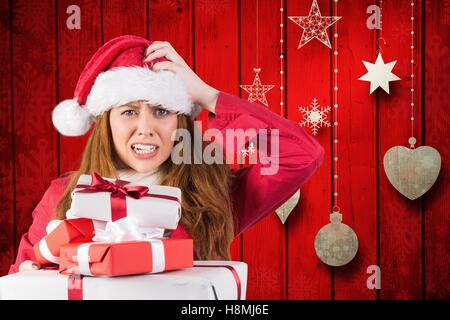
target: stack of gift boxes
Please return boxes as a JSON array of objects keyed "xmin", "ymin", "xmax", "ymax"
[{"xmin": 0, "ymin": 172, "xmax": 247, "ymax": 300}]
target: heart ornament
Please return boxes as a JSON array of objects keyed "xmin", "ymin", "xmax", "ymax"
[
  {"xmin": 383, "ymin": 144, "xmax": 441, "ymax": 200},
  {"xmin": 275, "ymin": 189, "xmax": 300, "ymax": 224}
]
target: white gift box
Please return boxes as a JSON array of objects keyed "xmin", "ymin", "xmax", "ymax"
[
  {"xmin": 69, "ymin": 174, "xmax": 182, "ymax": 230},
  {"xmin": 0, "ymin": 261, "xmax": 247, "ymax": 300}
]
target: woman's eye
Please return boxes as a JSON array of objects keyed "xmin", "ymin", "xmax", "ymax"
[
  {"xmin": 154, "ymin": 108, "xmax": 169, "ymax": 118},
  {"xmin": 121, "ymin": 109, "xmax": 137, "ymax": 117}
]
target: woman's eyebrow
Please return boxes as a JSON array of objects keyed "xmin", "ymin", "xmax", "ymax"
[
  {"xmin": 119, "ymin": 103, "xmax": 162, "ymax": 109},
  {"xmin": 145, "ymin": 104, "xmax": 163, "ymax": 110},
  {"xmin": 119, "ymin": 103, "xmax": 141, "ymax": 109}
]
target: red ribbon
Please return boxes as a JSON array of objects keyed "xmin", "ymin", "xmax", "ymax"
[
  {"xmin": 198, "ymin": 265, "xmax": 242, "ymax": 300},
  {"xmin": 75, "ymin": 172, "xmax": 181, "ymax": 221},
  {"xmin": 67, "ymin": 274, "xmax": 83, "ymax": 300}
]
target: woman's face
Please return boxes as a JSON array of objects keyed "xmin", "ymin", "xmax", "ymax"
[{"xmin": 109, "ymin": 100, "xmax": 178, "ymax": 173}]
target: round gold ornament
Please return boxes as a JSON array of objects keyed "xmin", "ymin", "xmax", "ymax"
[{"xmin": 314, "ymin": 210, "xmax": 358, "ymax": 267}]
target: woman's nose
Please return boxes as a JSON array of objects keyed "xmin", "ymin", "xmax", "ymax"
[
  {"xmin": 138, "ymin": 129, "xmax": 153, "ymax": 137},
  {"xmin": 137, "ymin": 112, "xmax": 155, "ymax": 137}
]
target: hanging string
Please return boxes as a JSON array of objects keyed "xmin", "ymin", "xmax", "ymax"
[
  {"xmin": 409, "ymin": 0, "xmax": 416, "ymax": 147},
  {"xmin": 377, "ymin": 0, "xmax": 386, "ymax": 55},
  {"xmin": 333, "ymin": 0, "xmax": 340, "ymax": 212},
  {"xmin": 380, "ymin": 0, "xmax": 383, "ymax": 37},
  {"xmin": 256, "ymin": 0, "xmax": 259, "ymax": 68},
  {"xmin": 279, "ymin": 0, "xmax": 285, "ymax": 117}
]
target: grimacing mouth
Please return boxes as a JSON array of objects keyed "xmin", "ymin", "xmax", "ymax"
[{"xmin": 131, "ymin": 143, "xmax": 159, "ymax": 154}]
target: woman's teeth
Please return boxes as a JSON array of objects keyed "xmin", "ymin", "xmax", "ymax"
[{"xmin": 132, "ymin": 144, "xmax": 158, "ymax": 154}]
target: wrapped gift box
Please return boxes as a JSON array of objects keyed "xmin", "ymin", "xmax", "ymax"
[
  {"xmin": 0, "ymin": 261, "xmax": 247, "ymax": 300},
  {"xmin": 33, "ymin": 218, "xmax": 94, "ymax": 265},
  {"xmin": 59, "ymin": 238, "xmax": 193, "ymax": 276},
  {"xmin": 69, "ymin": 173, "xmax": 182, "ymax": 230}
]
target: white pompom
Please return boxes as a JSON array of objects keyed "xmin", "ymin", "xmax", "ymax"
[{"xmin": 52, "ymin": 99, "xmax": 93, "ymax": 136}]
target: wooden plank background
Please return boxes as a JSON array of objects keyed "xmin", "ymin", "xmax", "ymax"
[{"xmin": 0, "ymin": 0, "xmax": 448, "ymax": 300}]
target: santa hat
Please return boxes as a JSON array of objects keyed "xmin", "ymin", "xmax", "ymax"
[{"xmin": 52, "ymin": 35, "xmax": 200, "ymax": 136}]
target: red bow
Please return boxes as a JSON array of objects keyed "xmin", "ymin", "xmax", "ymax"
[
  {"xmin": 85, "ymin": 172, "xmax": 149, "ymax": 199},
  {"xmin": 76, "ymin": 172, "xmax": 150, "ymax": 221}
]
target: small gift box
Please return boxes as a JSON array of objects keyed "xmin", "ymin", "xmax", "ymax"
[
  {"xmin": 68, "ymin": 172, "xmax": 182, "ymax": 230},
  {"xmin": 33, "ymin": 218, "xmax": 94, "ymax": 265},
  {"xmin": 59, "ymin": 238, "xmax": 194, "ymax": 277},
  {"xmin": 0, "ymin": 261, "xmax": 247, "ymax": 300}
]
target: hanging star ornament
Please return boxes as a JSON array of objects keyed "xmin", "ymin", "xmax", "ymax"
[
  {"xmin": 288, "ymin": 0, "xmax": 341, "ymax": 49},
  {"xmin": 359, "ymin": 53, "xmax": 401, "ymax": 94},
  {"xmin": 240, "ymin": 68, "xmax": 274, "ymax": 107}
]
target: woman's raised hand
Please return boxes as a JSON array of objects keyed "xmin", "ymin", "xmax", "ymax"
[{"xmin": 144, "ymin": 41, "xmax": 219, "ymax": 113}]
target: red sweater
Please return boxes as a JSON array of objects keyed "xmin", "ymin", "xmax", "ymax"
[{"xmin": 9, "ymin": 92, "xmax": 324, "ymax": 274}]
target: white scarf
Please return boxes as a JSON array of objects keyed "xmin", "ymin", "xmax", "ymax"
[{"xmin": 116, "ymin": 168, "xmax": 161, "ymax": 187}]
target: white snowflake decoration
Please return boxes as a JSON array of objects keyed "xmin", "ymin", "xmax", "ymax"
[
  {"xmin": 298, "ymin": 98, "xmax": 331, "ymax": 135},
  {"xmin": 240, "ymin": 142, "xmax": 256, "ymax": 158}
]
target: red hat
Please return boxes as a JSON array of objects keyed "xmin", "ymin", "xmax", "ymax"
[{"xmin": 52, "ymin": 35, "xmax": 199, "ymax": 136}]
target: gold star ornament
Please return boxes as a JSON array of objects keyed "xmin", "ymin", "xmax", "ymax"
[
  {"xmin": 289, "ymin": 0, "xmax": 342, "ymax": 49},
  {"xmin": 240, "ymin": 68, "xmax": 274, "ymax": 107}
]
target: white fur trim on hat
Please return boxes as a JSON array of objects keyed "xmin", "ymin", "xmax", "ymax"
[
  {"xmin": 86, "ymin": 66, "xmax": 193, "ymax": 117},
  {"xmin": 52, "ymin": 99, "xmax": 94, "ymax": 136}
]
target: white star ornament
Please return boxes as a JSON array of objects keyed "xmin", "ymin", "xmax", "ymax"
[{"xmin": 358, "ymin": 53, "xmax": 401, "ymax": 94}]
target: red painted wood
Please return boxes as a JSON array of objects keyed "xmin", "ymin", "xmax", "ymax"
[
  {"xmin": 194, "ymin": 0, "xmax": 242, "ymax": 262},
  {"xmin": 379, "ymin": 0, "xmax": 424, "ymax": 300},
  {"xmin": 0, "ymin": 0, "xmax": 15, "ymax": 275},
  {"xmin": 102, "ymin": 0, "xmax": 147, "ymax": 41},
  {"xmin": 58, "ymin": 0, "xmax": 101, "ymax": 176},
  {"xmin": 240, "ymin": 0, "xmax": 287, "ymax": 300},
  {"xmin": 12, "ymin": 0, "xmax": 59, "ymax": 249},
  {"xmin": 334, "ymin": 0, "xmax": 378, "ymax": 300},
  {"xmin": 286, "ymin": 0, "xmax": 332, "ymax": 299},
  {"xmin": 424, "ymin": 0, "xmax": 450, "ymax": 300},
  {"xmin": 149, "ymin": 0, "xmax": 193, "ymax": 66}
]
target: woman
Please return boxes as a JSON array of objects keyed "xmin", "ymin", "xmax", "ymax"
[{"xmin": 10, "ymin": 35, "xmax": 324, "ymax": 273}]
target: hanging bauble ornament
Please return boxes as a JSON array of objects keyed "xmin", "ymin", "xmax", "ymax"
[
  {"xmin": 275, "ymin": 189, "xmax": 300, "ymax": 224},
  {"xmin": 383, "ymin": 137, "xmax": 441, "ymax": 200},
  {"xmin": 314, "ymin": 209, "xmax": 358, "ymax": 267}
]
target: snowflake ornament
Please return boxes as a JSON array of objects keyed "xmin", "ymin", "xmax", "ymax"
[
  {"xmin": 298, "ymin": 98, "xmax": 331, "ymax": 135},
  {"xmin": 240, "ymin": 68, "xmax": 274, "ymax": 107},
  {"xmin": 240, "ymin": 142, "xmax": 256, "ymax": 158}
]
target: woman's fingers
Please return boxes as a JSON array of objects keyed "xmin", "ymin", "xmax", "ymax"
[
  {"xmin": 19, "ymin": 260, "xmax": 40, "ymax": 272},
  {"xmin": 145, "ymin": 41, "xmax": 175, "ymax": 62},
  {"xmin": 145, "ymin": 41, "xmax": 187, "ymax": 67},
  {"xmin": 144, "ymin": 47, "xmax": 172, "ymax": 63},
  {"xmin": 151, "ymin": 61, "xmax": 178, "ymax": 73},
  {"xmin": 145, "ymin": 41, "xmax": 171, "ymax": 56}
]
